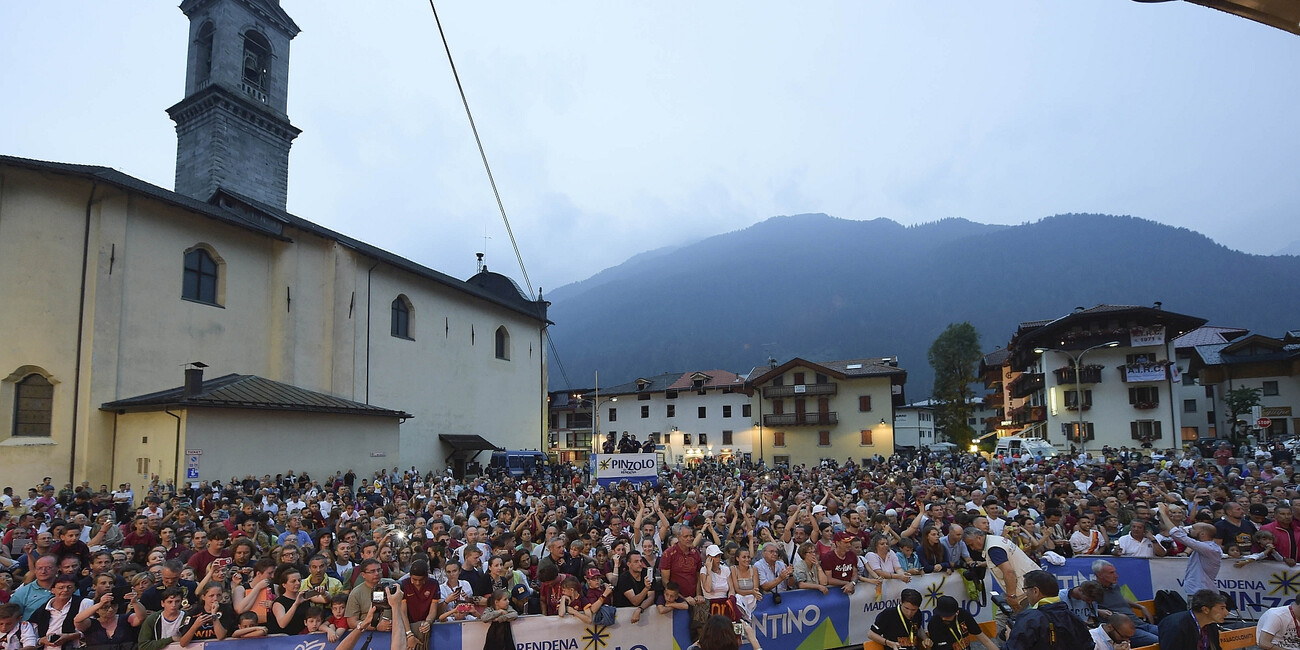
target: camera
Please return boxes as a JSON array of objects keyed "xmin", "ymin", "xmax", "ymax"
[{"xmin": 772, "ymin": 590, "xmax": 782, "ymax": 605}]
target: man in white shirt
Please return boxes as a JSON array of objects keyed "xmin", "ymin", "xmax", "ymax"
[
  {"xmin": 1258, "ymin": 597, "xmax": 1300, "ymax": 650},
  {"xmin": 1091, "ymin": 613, "xmax": 1138, "ymax": 650},
  {"xmin": 1113, "ymin": 520, "xmax": 1166, "ymax": 558},
  {"xmin": 284, "ymin": 493, "xmax": 307, "ymax": 516}
]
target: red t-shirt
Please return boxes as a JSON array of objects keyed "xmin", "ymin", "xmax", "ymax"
[
  {"xmin": 540, "ymin": 575, "xmax": 571, "ymax": 616},
  {"xmin": 820, "ymin": 548, "xmax": 855, "ymax": 583},
  {"xmin": 401, "ymin": 577, "xmax": 441, "ymax": 623},
  {"xmin": 662, "ymin": 545, "xmax": 703, "ymax": 597}
]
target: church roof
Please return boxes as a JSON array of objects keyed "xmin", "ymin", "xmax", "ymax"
[
  {"xmin": 0, "ymin": 155, "xmax": 548, "ymax": 324},
  {"xmin": 102, "ymin": 373, "xmax": 411, "ymax": 418}
]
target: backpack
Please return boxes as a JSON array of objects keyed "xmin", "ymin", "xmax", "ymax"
[
  {"xmin": 1154, "ymin": 589, "xmax": 1188, "ymax": 623},
  {"xmin": 1039, "ymin": 603, "xmax": 1094, "ymax": 650}
]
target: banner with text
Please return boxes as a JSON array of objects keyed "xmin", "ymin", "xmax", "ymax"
[
  {"xmin": 594, "ymin": 453, "xmax": 660, "ymax": 487},
  {"xmin": 1044, "ymin": 555, "xmax": 1300, "ymax": 620}
]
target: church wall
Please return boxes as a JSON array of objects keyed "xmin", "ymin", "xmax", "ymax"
[
  {"xmin": 358, "ymin": 262, "xmax": 546, "ymax": 471},
  {"xmin": 182, "ymin": 409, "xmax": 399, "ymax": 484}
]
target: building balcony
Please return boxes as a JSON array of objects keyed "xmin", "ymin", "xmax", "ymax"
[
  {"xmin": 1007, "ymin": 372, "xmax": 1045, "ymax": 399},
  {"xmin": 1009, "ymin": 405, "xmax": 1046, "ymax": 425},
  {"xmin": 983, "ymin": 391, "xmax": 1004, "ymax": 408},
  {"xmin": 1053, "ymin": 365, "xmax": 1103, "ymax": 385},
  {"xmin": 762, "ymin": 383, "xmax": 838, "ymax": 398},
  {"xmin": 763, "ymin": 412, "xmax": 838, "ymax": 426}
]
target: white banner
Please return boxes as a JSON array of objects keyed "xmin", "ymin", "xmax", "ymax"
[
  {"xmin": 1130, "ymin": 326, "xmax": 1165, "ymax": 347},
  {"xmin": 594, "ymin": 453, "xmax": 659, "ymax": 486}
]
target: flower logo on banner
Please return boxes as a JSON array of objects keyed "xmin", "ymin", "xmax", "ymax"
[
  {"xmin": 294, "ymin": 640, "xmax": 328, "ymax": 650},
  {"xmin": 924, "ymin": 576, "xmax": 947, "ymax": 607},
  {"xmin": 1268, "ymin": 571, "xmax": 1300, "ymax": 597},
  {"xmin": 582, "ymin": 624, "xmax": 611, "ymax": 650},
  {"xmin": 598, "ymin": 459, "xmax": 612, "ymax": 472}
]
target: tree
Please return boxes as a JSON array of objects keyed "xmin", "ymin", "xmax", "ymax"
[
  {"xmin": 1223, "ymin": 386, "xmax": 1262, "ymax": 444},
  {"xmin": 928, "ymin": 322, "xmax": 982, "ymax": 448}
]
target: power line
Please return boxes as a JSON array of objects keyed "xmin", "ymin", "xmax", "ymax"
[{"xmin": 426, "ymin": 0, "xmax": 571, "ymax": 390}]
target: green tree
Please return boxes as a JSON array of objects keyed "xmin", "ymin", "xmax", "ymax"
[
  {"xmin": 928, "ymin": 322, "xmax": 982, "ymax": 448},
  {"xmin": 1223, "ymin": 386, "xmax": 1262, "ymax": 444}
]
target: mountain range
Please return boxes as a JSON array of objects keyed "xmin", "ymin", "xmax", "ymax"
[{"xmin": 544, "ymin": 213, "xmax": 1300, "ymax": 397}]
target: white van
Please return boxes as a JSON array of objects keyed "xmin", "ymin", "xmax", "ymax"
[{"xmin": 994, "ymin": 436, "xmax": 1059, "ymax": 460}]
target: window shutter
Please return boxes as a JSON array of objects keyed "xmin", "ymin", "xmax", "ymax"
[
  {"xmin": 861, "ymin": 429, "xmax": 873, "ymax": 445},
  {"xmin": 1128, "ymin": 387, "xmax": 1137, "ymax": 404},
  {"xmin": 859, "ymin": 395, "xmax": 872, "ymax": 412},
  {"xmin": 1153, "ymin": 421, "xmax": 1163, "ymax": 440},
  {"xmin": 1130, "ymin": 421, "xmax": 1140, "ymax": 440}
]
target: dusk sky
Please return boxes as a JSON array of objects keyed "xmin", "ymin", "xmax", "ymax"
[{"xmin": 4, "ymin": 2, "xmax": 1299, "ymax": 293}]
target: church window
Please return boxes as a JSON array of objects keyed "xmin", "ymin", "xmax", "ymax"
[
  {"xmin": 495, "ymin": 326, "xmax": 510, "ymax": 360},
  {"xmin": 13, "ymin": 374, "xmax": 53, "ymax": 437},
  {"xmin": 182, "ymin": 246, "xmax": 220, "ymax": 305},
  {"xmin": 196, "ymin": 22, "xmax": 215, "ymax": 86},
  {"xmin": 242, "ymin": 30, "xmax": 271, "ymax": 92},
  {"xmin": 391, "ymin": 296, "xmax": 413, "ymax": 339}
]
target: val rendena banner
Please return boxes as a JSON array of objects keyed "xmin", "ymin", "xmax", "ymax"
[
  {"xmin": 1044, "ymin": 555, "xmax": 1300, "ymax": 621},
  {"xmin": 594, "ymin": 453, "xmax": 659, "ymax": 487}
]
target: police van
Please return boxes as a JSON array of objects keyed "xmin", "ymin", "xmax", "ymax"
[{"xmin": 489, "ymin": 450, "xmax": 549, "ymax": 477}]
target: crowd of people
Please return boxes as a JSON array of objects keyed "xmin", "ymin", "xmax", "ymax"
[{"xmin": 0, "ymin": 438, "xmax": 1298, "ymax": 650}]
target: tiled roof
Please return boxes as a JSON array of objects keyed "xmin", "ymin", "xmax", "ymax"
[
  {"xmin": 102, "ymin": 374, "xmax": 411, "ymax": 418},
  {"xmin": 1173, "ymin": 326, "xmax": 1250, "ymax": 349},
  {"xmin": 665, "ymin": 370, "xmax": 746, "ymax": 391},
  {"xmin": 983, "ymin": 349, "xmax": 1011, "ymax": 366},
  {"xmin": 1193, "ymin": 343, "xmax": 1228, "ymax": 366},
  {"xmin": 597, "ymin": 372, "xmax": 683, "ymax": 396}
]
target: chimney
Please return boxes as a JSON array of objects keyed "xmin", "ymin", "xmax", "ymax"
[
  {"xmin": 1153, "ymin": 301, "xmax": 1162, "ymax": 310},
  {"xmin": 476, "ymin": 252, "xmax": 485, "ymax": 273},
  {"xmin": 183, "ymin": 362, "xmax": 207, "ymax": 398}
]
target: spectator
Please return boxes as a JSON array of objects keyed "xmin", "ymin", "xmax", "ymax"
[
  {"xmin": 1003, "ymin": 570, "xmax": 1092, "ymax": 650},
  {"xmin": 1256, "ymin": 596, "xmax": 1300, "ymax": 650},
  {"xmin": 1158, "ymin": 589, "xmax": 1228, "ymax": 650}
]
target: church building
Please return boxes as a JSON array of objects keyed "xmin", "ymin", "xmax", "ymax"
[{"xmin": 0, "ymin": 0, "xmax": 549, "ymax": 489}]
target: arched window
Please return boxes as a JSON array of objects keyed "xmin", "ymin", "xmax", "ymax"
[
  {"xmin": 391, "ymin": 296, "xmax": 413, "ymax": 339},
  {"xmin": 495, "ymin": 326, "xmax": 510, "ymax": 360},
  {"xmin": 182, "ymin": 247, "xmax": 220, "ymax": 305},
  {"xmin": 242, "ymin": 30, "xmax": 271, "ymax": 91},
  {"xmin": 13, "ymin": 374, "xmax": 53, "ymax": 437},
  {"xmin": 196, "ymin": 22, "xmax": 215, "ymax": 86}
]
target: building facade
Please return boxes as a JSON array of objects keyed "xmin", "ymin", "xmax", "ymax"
[
  {"xmin": 0, "ymin": 0, "xmax": 548, "ymax": 489},
  {"xmin": 985, "ymin": 304, "xmax": 1207, "ymax": 453},
  {"xmin": 548, "ymin": 370, "xmax": 757, "ymax": 467},
  {"xmin": 744, "ymin": 357, "xmax": 905, "ymax": 467},
  {"xmin": 1188, "ymin": 329, "xmax": 1300, "ymax": 441}
]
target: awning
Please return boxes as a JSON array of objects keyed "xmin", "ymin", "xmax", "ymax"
[{"xmin": 439, "ymin": 435, "xmax": 502, "ymax": 459}]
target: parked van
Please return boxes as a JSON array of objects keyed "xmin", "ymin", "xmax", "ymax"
[
  {"xmin": 994, "ymin": 436, "xmax": 1058, "ymax": 460},
  {"xmin": 489, "ymin": 450, "xmax": 549, "ymax": 477}
]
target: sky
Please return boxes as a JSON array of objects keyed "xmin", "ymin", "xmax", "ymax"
[{"xmin": 4, "ymin": 2, "xmax": 1300, "ymax": 293}]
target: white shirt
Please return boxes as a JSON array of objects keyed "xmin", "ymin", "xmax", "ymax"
[
  {"xmin": 0, "ymin": 621, "xmax": 38, "ymax": 650},
  {"xmin": 1259, "ymin": 605, "xmax": 1300, "ymax": 650},
  {"xmin": 1114, "ymin": 534, "xmax": 1156, "ymax": 558},
  {"xmin": 440, "ymin": 579, "xmax": 474, "ymax": 603},
  {"xmin": 988, "ymin": 517, "xmax": 1007, "ymax": 536},
  {"xmin": 43, "ymin": 597, "xmax": 95, "ymax": 645},
  {"xmin": 158, "ymin": 611, "xmax": 186, "ymax": 639},
  {"xmin": 285, "ymin": 499, "xmax": 307, "ymax": 515}
]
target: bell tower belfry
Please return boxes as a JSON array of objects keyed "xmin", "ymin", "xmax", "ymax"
[{"xmin": 167, "ymin": 0, "xmax": 301, "ymax": 210}]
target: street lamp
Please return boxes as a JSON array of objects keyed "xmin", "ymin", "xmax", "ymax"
[
  {"xmin": 592, "ymin": 396, "xmax": 617, "ymax": 454},
  {"xmin": 1033, "ymin": 341, "xmax": 1119, "ymax": 455}
]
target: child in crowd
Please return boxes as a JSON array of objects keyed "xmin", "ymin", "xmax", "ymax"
[
  {"xmin": 480, "ymin": 589, "xmax": 519, "ymax": 649},
  {"xmin": 1235, "ymin": 530, "xmax": 1285, "ymax": 567},
  {"xmin": 302, "ymin": 606, "xmax": 326, "ymax": 637},
  {"xmin": 231, "ymin": 611, "xmax": 268, "ymax": 638},
  {"xmin": 658, "ymin": 582, "xmax": 690, "ymax": 615},
  {"xmin": 326, "ymin": 593, "xmax": 350, "ymax": 632}
]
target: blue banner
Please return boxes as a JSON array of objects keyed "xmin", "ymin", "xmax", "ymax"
[{"xmin": 1043, "ymin": 556, "xmax": 1155, "ymax": 601}]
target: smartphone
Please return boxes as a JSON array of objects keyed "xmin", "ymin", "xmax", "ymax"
[{"xmin": 732, "ymin": 622, "xmax": 744, "ymax": 636}]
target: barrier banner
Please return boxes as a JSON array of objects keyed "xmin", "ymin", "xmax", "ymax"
[
  {"xmin": 594, "ymin": 453, "xmax": 659, "ymax": 487},
  {"xmin": 1044, "ymin": 555, "xmax": 1300, "ymax": 621},
  {"xmin": 848, "ymin": 571, "xmax": 995, "ymax": 643}
]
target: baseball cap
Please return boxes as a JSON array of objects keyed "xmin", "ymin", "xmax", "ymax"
[
  {"xmin": 1250, "ymin": 504, "xmax": 1269, "ymax": 517},
  {"xmin": 935, "ymin": 596, "xmax": 960, "ymax": 617},
  {"xmin": 833, "ymin": 531, "xmax": 852, "ymax": 542},
  {"xmin": 705, "ymin": 544, "xmax": 723, "ymax": 557},
  {"xmin": 511, "ymin": 584, "xmax": 529, "ymax": 600},
  {"xmin": 812, "ymin": 505, "xmax": 827, "ymax": 514},
  {"xmin": 585, "ymin": 568, "xmax": 603, "ymax": 579}
]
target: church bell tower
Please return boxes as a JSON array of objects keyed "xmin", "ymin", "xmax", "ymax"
[{"xmin": 167, "ymin": 0, "xmax": 301, "ymax": 210}]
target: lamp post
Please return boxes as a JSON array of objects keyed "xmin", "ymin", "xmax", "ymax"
[
  {"xmin": 592, "ymin": 395, "xmax": 617, "ymax": 455},
  {"xmin": 1033, "ymin": 341, "xmax": 1119, "ymax": 455}
]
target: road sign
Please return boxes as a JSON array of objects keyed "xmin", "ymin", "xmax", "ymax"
[
  {"xmin": 186, "ymin": 468, "xmax": 199, "ymax": 479},
  {"xmin": 1257, "ymin": 417, "xmax": 1273, "ymax": 429}
]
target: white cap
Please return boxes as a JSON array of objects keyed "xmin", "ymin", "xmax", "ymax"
[
  {"xmin": 705, "ymin": 544, "xmax": 723, "ymax": 557},
  {"xmin": 812, "ymin": 505, "xmax": 827, "ymax": 514},
  {"xmin": 886, "ymin": 509, "xmax": 898, "ymax": 518}
]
